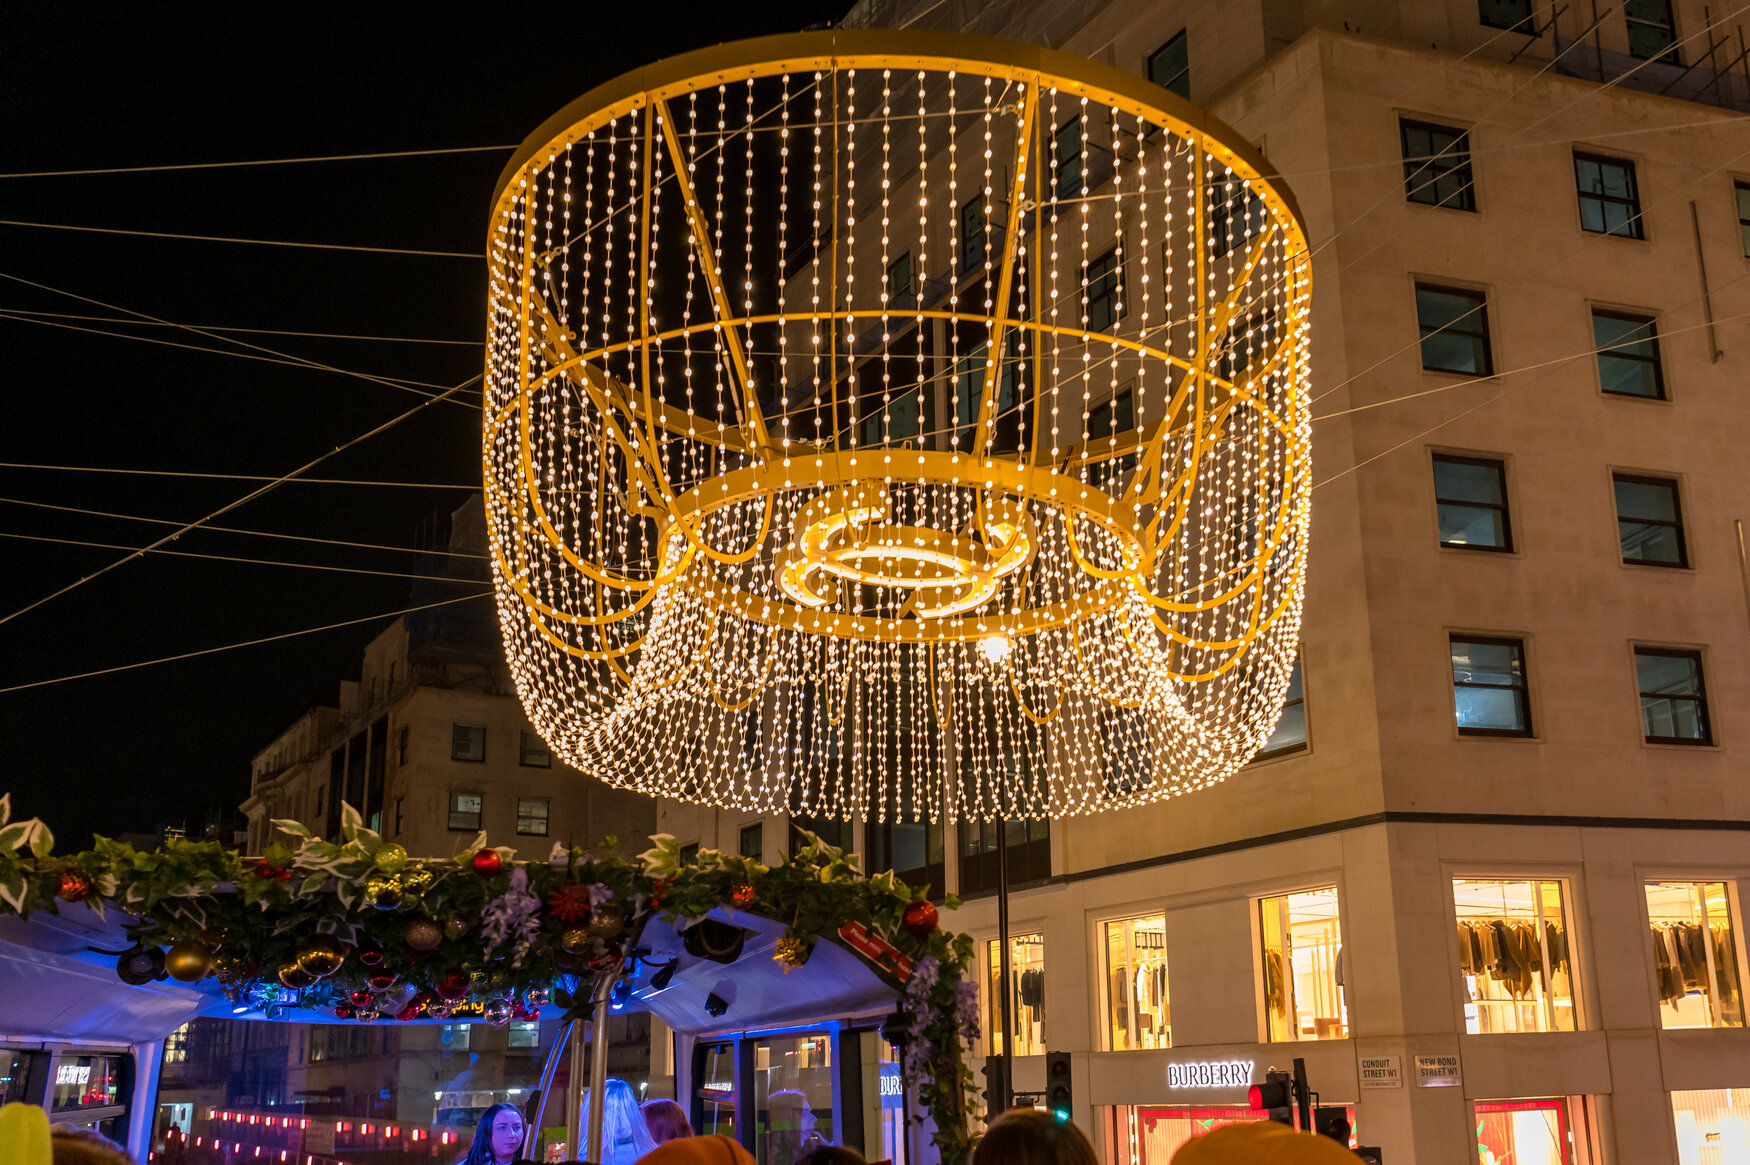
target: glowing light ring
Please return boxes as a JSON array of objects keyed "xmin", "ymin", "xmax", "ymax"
[{"xmin": 484, "ymin": 30, "xmax": 1312, "ymax": 822}]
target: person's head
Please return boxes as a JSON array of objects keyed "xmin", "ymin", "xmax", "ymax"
[
  {"xmin": 463, "ymin": 1103, "xmax": 525, "ymax": 1165},
  {"xmin": 971, "ymin": 1109, "xmax": 1098, "ymax": 1165},
  {"xmin": 640, "ymin": 1098, "xmax": 694, "ymax": 1145},
  {"xmin": 580, "ymin": 1077, "xmax": 657, "ymax": 1158},
  {"xmin": 1169, "ymin": 1121, "xmax": 1360, "ymax": 1164},
  {"xmin": 795, "ymin": 1147, "xmax": 866, "ymax": 1165},
  {"xmin": 634, "ymin": 1136, "xmax": 756, "ymax": 1165},
  {"xmin": 51, "ymin": 1126, "xmax": 137, "ymax": 1165}
]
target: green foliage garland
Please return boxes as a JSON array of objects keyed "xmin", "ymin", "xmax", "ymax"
[{"xmin": 0, "ymin": 795, "xmax": 981, "ymax": 1165}]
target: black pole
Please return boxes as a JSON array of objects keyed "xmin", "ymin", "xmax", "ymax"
[
  {"xmin": 1292, "ymin": 1057, "xmax": 1312, "ymax": 1133},
  {"xmin": 995, "ymin": 819, "xmax": 1014, "ymax": 1115}
]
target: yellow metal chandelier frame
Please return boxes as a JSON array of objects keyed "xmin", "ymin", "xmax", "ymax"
[{"xmin": 484, "ymin": 30, "xmax": 1312, "ymax": 822}]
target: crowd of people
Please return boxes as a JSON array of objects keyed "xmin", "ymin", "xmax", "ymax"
[{"xmin": 0, "ymin": 1095, "xmax": 1360, "ymax": 1165}]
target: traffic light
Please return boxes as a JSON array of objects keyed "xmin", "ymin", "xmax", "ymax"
[
  {"xmin": 1246, "ymin": 1070, "xmax": 1295, "ymax": 1126},
  {"xmin": 1313, "ymin": 1106, "xmax": 1350, "ymax": 1145},
  {"xmin": 1354, "ymin": 1149, "xmax": 1384, "ymax": 1165},
  {"xmin": 1044, "ymin": 1051, "xmax": 1073, "ymax": 1123}
]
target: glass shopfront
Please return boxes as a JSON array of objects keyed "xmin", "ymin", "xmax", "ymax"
[
  {"xmin": 1474, "ymin": 1098, "xmax": 1583, "ymax": 1165},
  {"xmin": 1454, "ymin": 879, "xmax": 1576, "ymax": 1034},
  {"xmin": 988, "ymin": 933, "xmax": 1046, "ymax": 1057},
  {"xmin": 1097, "ymin": 1103, "xmax": 1356, "ymax": 1163},
  {"xmin": 1672, "ymin": 1088, "xmax": 1750, "ymax": 1164},
  {"xmin": 1646, "ymin": 882, "xmax": 1745, "ymax": 1029},
  {"xmin": 1258, "ymin": 887, "xmax": 1347, "ymax": 1041},
  {"xmin": 1103, "ymin": 914, "xmax": 1170, "ymax": 1050}
]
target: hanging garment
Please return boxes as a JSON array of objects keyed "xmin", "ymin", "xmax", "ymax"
[
  {"xmin": 1652, "ymin": 924, "xmax": 1685, "ymax": 1006},
  {"xmin": 1458, "ymin": 922, "xmax": 1476, "ymax": 976},
  {"xmin": 1543, "ymin": 921, "xmax": 1569, "ymax": 976},
  {"xmin": 1678, "ymin": 923, "xmax": 1709, "ymax": 990},
  {"xmin": 1264, "ymin": 948, "xmax": 1286, "ymax": 1016}
]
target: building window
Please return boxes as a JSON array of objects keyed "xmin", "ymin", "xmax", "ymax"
[
  {"xmin": 1736, "ymin": 181, "xmax": 1750, "ymax": 256},
  {"xmin": 516, "ymin": 797, "xmax": 551, "ymax": 836},
  {"xmin": 1575, "ymin": 152, "xmax": 1644, "ymax": 238},
  {"xmin": 790, "ymin": 814, "xmax": 847, "ymax": 856},
  {"xmin": 1104, "ymin": 914, "xmax": 1170, "ymax": 1050},
  {"xmin": 1147, "ymin": 31, "xmax": 1189, "ymax": 99},
  {"xmin": 1478, "ymin": 0, "xmax": 1535, "ymax": 32},
  {"xmin": 507, "ymin": 1021, "xmax": 540, "ymax": 1050},
  {"xmin": 959, "ymin": 819, "xmax": 1051, "ymax": 896},
  {"xmin": 1454, "ymin": 879, "xmax": 1576, "ymax": 1033},
  {"xmin": 519, "ymin": 730, "xmax": 552, "ymax": 768},
  {"xmin": 1208, "ymin": 182, "xmax": 1268, "ymax": 260},
  {"xmin": 1053, "ymin": 116, "xmax": 1083, "ymax": 200},
  {"xmin": 960, "ymin": 196, "xmax": 988, "ymax": 273},
  {"xmin": 1635, "ymin": 648, "xmax": 1712, "ymax": 745},
  {"xmin": 314, "ymin": 783, "xmax": 326, "ymax": 819},
  {"xmin": 1255, "ymin": 658, "xmax": 1307, "ymax": 758},
  {"xmin": 1593, "ymin": 309, "xmax": 1665, "ymax": 398},
  {"xmin": 886, "ymin": 250, "xmax": 913, "ymax": 310},
  {"xmin": 1673, "ymin": 1090, "xmax": 1750, "ymax": 1162},
  {"xmin": 1259, "ymin": 887, "xmax": 1346, "ymax": 1041},
  {"xmin": 1614, "ymin": 473, "xmax": 1688, "ymax": 566},
  {"xmin": 987, "ymin": 933, "xmax": 1046, "ymax": 1056},
  {"xmin": 738, "ymin": 822, "xmax": 763, "ymax": 860},
  {"xmin": 397, "ymin": 725, "xmax": 409, "ymax": 764},
  {"xmin": 393, "ymin": 797, "xmax": 404, "ymax": 837},
  {"xmin": 678, "ymin": 841, "xmax": 700, "ymax": 866},
  {"xmin": 865, "ymin": 819, "xmax": 946, "ymax": 896},
  {"xmin": 1400, "ymin": 119, "xmax": 1476, "ymax": 211},
  {"xmin": 1475, "ymin": 1100, "xmax": 1580, "ymax": 1165},
  {"xmin": 1450, "ymin": 635, "xmax": 1532, "ymax": 737},
  {"xmin": 1625, "ymin": 0, "xmax": 1680, "ymax": 62},
  {"xmin": 1646, "ymin": 882, "xmax": 1744, "ymax": 1028},
  {"xmin": 451, "ymin": 723, "xmax": 486, "ymax": 763},
  {"xmin": 447, "ymin": 792, "xmax": 483, "ymax": 832},
  {"xmin": 1415, "ymin": 283, "xmax": 1493, "ymax": 375},
  {"xmin": 1434, "ymin": 454, "xmax": 1512, "ymax": 551},
  {"xmin": 1085, "ymin": 247, "xmax": 1124, "ymax": 332}
]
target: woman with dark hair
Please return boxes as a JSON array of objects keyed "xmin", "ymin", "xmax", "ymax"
[
  {"xmin": 459, "ymin": 1103, "xmax": 526, "ymax": 1165},
  {"xmin": 639, "ymin": 1098, "xmax": 693, "ymax": 1146},
  {"xmin": 970, "ymin": 1109, "xmax": 1098, "ymax": 1165}
]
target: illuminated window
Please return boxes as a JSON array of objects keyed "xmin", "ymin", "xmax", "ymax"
[
  {"xmin": 447, "ymin": 792, "xmax": 482, "ymax": 832},
  {"xmin": 507, "ymin": 1022, "xmax": 540, "ymax": 1050},
  {"xmin": 1258, "ymin": 887, "xmax": 1346, "ymax": 1041},
  {"xmin": 1647, "ymin": 882, "xmax": 1744, "ymax": 1028},
  {"xmin": 1474, "ymin": 1099, "xmax": 1582, "ymax": 1165},
  {"xmin": 1450, "ymin": 636, "xmax": 1532, "ymax": 737},
  {"xmin": 1104, "ymin": 914, "xmax": 1170, "ymax": 1050},
  {"xmin": 1671, "ymin": 1089, "xmax": 1750, "ymax": 1161},
  {"xmin": 1454, "ymin": 879, "xmax": 1576, "ymax": 1034},
  {"xmin": 163, "ymin": 1025, "xmax": 190, "ymax": 1064},
  {"xmin": 987, "ymin": 933, "xmax": 1046, "ymax": 1056}
]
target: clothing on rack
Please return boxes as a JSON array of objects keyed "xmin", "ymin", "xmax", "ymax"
[{"xmin": 1456, "ymin": 918, "xmax": 1568, "ymax": 1000}]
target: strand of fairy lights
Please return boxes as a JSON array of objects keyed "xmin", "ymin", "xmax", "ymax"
[{"xmin": 483, "ymin": 44, "xmax": 1311, "ymax": 822}]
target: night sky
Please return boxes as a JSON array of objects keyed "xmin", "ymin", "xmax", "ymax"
[{"xmin": 0, "ymin": 3, "xmax": 851, "ymax": 846}]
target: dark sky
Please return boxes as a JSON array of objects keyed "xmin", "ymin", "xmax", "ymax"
[{"xmin": 0, "ymin": 2, "xmax": 851, "ymax": 847}]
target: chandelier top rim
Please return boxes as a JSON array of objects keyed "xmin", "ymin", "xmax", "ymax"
[{"xmin": 489, "ymin": 27, "xmax": 1305, "ymax": 239}]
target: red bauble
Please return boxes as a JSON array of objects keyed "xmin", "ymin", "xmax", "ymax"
[
  {"xmin": 356, "ymin": 941, "xmax": 384, "ymax": 967},
  {"xmin": 729, "ymin": 882, "xmax": 757, "ymax": 909},
  {"xmin": 395, "ymin": 1003, "xmax": 421, "ymax": 1021},
  {"xmin": 902, "ymin": 900, "xmax": 938, "ymax": 938},
  {"xmin": 471, "ymin": 849, "xmax": 504, "ymax": 877},
  {"xmin": 333, "ymin": 1005, "xmax": 355, "ymax": 1020},
  {"xmin": 367, "ymin": 971, "xmax": 397, "ymax": 990},
  {"xmin": 57, "ymin": 871, "xmax": 93, "ymax": 903},
  {"xmin": 438, "ymin": 969, "xmax": 472, "ymax": 1000},
  {"xmin": 349, "ymin": 989, "xmax": 373, "ymax": 1006}
]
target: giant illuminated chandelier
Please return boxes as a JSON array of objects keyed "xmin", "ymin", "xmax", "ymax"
[{"xmin": 484, "ymin": 31, "xmax": 1311, "ymax": 823}]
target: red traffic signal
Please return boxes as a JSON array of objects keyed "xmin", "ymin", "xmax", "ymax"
[{"xmin": 1248, "ymin": 1080, "xmax": 1293, "ymax": 1111}]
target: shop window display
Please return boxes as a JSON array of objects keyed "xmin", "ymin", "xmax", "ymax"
[
  {"xmin": 1475, "ymin": 1098, "xmax": 1578, "ymax": 1165},
  {"xmin": 1645, "ymin": 882, "xmax": 1745, "ymax": 1029},
  {"xmin": 1098, "ymin": 1104, "xmax": 1357, "ymax": 1163},
  {"xmin": 1454, "ymin": 879, "xmax": 1576, "ymax": 1034},
  {"xmin": 1671, "ymin": 1088, "xmax": 1750, "ymax": 1165},
  {"xmin": 1103, "ymin": 914, "xmax": 1171, "ymax": 1050},
  {"xmin": 1258, "ymin": 887, "xmax": 1347, "ymax": 1041},
  {"xmin": 987, "ymin": 933, "xmax": 1046, "ymax": 1056}
]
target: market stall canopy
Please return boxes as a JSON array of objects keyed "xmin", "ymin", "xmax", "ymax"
[
  {"xmin": 622, "ymin": 907, "xmax": 901, "ymax": 1036},
  {"xmin": 0, "ymin": 906, "xmax": 208, "ymax": 1045}
]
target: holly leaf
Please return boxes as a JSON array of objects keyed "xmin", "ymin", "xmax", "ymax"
[
  {"xmin": 0, "ymin": 870, "xmax": 27, "ymax": 914},
  {"xmin": 272, "ymin": 818, "xmax": 313, "ymax": 841},
  {"xmin": 339, "ymin": 802, "xmax": 363, "ymax": 844},
  {"xmin": 0, "ymin": 822, "xmax": 26, "ymax": 855},
  {"xmin": 299, "ymin": 872, "xmax": 329, "ymax": 896},
  {"xmin": 0, "ymin": 792, "xmax": 10, "ymax": 828},
  {"xmin": 27, "ymin": 822, "xmax": 53, "ymax": 859}
]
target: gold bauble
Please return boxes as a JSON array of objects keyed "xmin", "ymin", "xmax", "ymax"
[
  {"xmin": 278, "ymin": 961, "xmax": 317, "ymax": 989},
  {"xmin": 403, "ymin": 916, "xmax": 443, "ymax": 952},
  {"xmin": 373, "ymin": 844, "xmax": 408, "ymax": 874},
  {"xmin": 560, "ymin": 926, "xmax": 590, "ymax": 954},
  {"xmin": 586, "ymin": 906, "xmax": 625, "ymax": 940},
  {"xmin": 298, "ymin": 935, "xmax": 347, "ymax": 978},
  {"xmin": 164, "ymin": 938, "xmax": 213, "ymax": 983}
]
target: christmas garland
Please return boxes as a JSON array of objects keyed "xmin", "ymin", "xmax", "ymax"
[{"xmin": 0, "ymin": 794, "xmax": 981, "ymax": 1165}]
